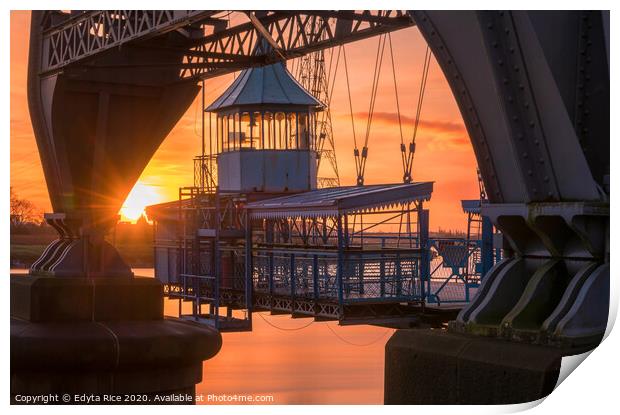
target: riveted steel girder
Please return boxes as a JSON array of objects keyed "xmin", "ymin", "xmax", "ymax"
[{"xmin": 411, "ymin": 11, "xmax": 607, "ymax": 204}]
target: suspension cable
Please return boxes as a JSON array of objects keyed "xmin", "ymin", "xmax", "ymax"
[
  {"xmin": 326, "ymin": 46, "xmax": 342, "ymax": 108},
  {"xmin": 342, "ymin": 45, "xmax": 358, "ymax": 151},
  {"xmin": 344, "ymin": 35, "xmax": 387, "ymax": 186},
  {"xmin": 403, "ymin": 45, "xmax": 431, "ymax": 183},
  {"xmin": 388, "ymin": 33, "xmax": 407, "ymax": 181}
]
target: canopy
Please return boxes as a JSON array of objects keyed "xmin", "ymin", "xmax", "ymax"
[
  {"xmin": 247, "ymin": 182, "xmax": 433, "ymax": 219},
  {"xmin": 206, "ymin": 41, "xmax": 323, "ymax": 112}
]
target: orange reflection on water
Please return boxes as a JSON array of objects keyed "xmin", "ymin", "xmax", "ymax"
[
  {"xmin": 152, "ymin": 268, "xmax": 392, "ymax": 405},
  {"xmin": 13, "ymin": 268, "xmax": 391, "ymax": 404},
  {"xmin": 193, "ymin": 311, "xmax": 391, "ymax": 405}
]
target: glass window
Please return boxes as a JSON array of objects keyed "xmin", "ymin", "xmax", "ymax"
[
  {"xmin": 275, "ymin": 112, "xmax": 285, "ymax": 149},
  {"xmin": 287, "ymin": 113, "xmax": 297, "ymax": 149},
  {"xmin": 298, "ymin": 112, "xmax": 309, "ymax": 149},
  {"xmin": 264, "ymin": 112, "xmax": 273, "ymax": 149}
]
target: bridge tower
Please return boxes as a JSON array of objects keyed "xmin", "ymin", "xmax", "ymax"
[{"xmin": 11, "ymin": 11, "xmax": 223, "ymax": 401}]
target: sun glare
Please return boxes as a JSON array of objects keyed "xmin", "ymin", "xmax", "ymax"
[{"xmin": 119, "ymin": 182, "xmax": 163, "ymax": 222}]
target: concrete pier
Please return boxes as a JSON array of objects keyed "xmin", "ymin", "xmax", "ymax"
[
  {"xmin": 384, "ymin": 329, "xmax": 562, "ymax": 404},
  {"xmin": 10, "ymin": 275, "xmax": 222, "ymax": 403}
]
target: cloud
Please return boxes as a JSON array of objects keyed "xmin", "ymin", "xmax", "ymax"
[
  {"xmin": 335, "ymin": 111, "xmax": 471, "ymax": 150},
  {"xmin": 347, "ymin": 111, "xmax": 467, "ymax": 135}
]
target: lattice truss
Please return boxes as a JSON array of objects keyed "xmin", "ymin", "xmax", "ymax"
[{"xmin": 39, "ymin": 10, "xmax": 414, "ymax": 80}]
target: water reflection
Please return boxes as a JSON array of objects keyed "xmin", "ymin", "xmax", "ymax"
[{"xmin": 14, "ymin": 268, "xmax": 392, "ymax": 404}]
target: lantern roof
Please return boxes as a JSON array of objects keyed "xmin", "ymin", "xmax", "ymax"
[{"xmin": 205, "ymin": 40, "xmax": 324, "ymax": 112}]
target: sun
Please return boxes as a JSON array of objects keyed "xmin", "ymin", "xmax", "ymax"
[{"xmin": 119, "ymin": 181, "xmax": 163, "ymax": 222}]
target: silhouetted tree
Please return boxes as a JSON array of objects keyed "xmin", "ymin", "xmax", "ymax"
[{"xmin": 10, "ymin": 187, "xmax": 37, "ymax": 226}]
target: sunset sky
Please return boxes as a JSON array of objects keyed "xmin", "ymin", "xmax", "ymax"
[{"xmin": 10, "ymin": 11, "xmax": 479, "ymax": 231}]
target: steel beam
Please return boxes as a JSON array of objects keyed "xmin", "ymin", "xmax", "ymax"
[
  {"xmin": 40, "ymin": 11, "xmax": 220, "ymax": 74},
  {"xmin": 40, "ymin": 10, "xmax": 414, "ymax": 81},
  {"xmin": 410, "ymin": 10, "xmax": 609, "ymax": 353}
]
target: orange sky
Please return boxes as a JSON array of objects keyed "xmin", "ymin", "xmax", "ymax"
[{"xmin": 10, "ymin": 11, "xmax": 479, "ymax": 231}]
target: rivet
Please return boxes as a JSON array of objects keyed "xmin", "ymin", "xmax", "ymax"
[
  {"xmin": 527, "ymin": 170, "xmax": 533, "ymax": 176},
  {"xmin": 522, "ymin": 152, "xmax": 529, "ymax": 158}
]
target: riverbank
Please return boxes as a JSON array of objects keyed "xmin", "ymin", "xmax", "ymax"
[{"xmin": 10, "ymin": 233, "xmax": 154, "ymax": 268}]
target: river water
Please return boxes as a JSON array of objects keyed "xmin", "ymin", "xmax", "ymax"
[{"xmin": 13, "ymin": 268, "xmax": 392, "ymax": 404}]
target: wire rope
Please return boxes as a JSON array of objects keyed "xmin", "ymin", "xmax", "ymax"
[
  {"xmin": 402, "ymin": 45, "xmax": 432, "ymax": 183},
  {"xmin": 342, "ymin": 45, "xmax": 357, "ymax": 151},
  {"xmin": 412, "ymin": 46, "xmax": 431, "ymax": 146},
  {"xmin": 325, "ymin": 323, "xmax": 394, "ymax": 347},
  {"xmin": 257, "ymin": 311, "xmax": 314, "ymax": 331},
  {"xmin": 343, "ymin": 35, "xmax": 387, "ymax": 185}
]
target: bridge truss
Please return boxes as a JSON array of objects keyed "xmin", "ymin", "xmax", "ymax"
[{"xmin": 39, "ymin": 10, "xmax": 414, "ymax": 81}]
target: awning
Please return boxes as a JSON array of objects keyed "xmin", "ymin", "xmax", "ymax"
[
  {"xmin": 247, "ymin": 182, "xmax": 433, "ymax": 219},
  {"xmin": 461, "ymin": 199, "xmax": 482, "ymax": 214}
]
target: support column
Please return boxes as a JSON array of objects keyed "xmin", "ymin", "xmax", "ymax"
[
  {"xmin": 481, "ymin": 214, "xmax": 494, "ymax": 278},
  {"xmin": 418, "ymin": 209, "xmax": 430, "ymax": 301},
  {"xmin": 336, "ymin": 215, "xmax": 344, "ymax": 306},
  {"xmin": 244, "ymin": 213, "xmax": 253, "ymax": 325}
]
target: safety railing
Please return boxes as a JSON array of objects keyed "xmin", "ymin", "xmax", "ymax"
[
  {"xmin": 252, "ymin": 248, "xmax": 423, "ymax": 304},
  {"xmin": 426, "ymin": 238, "xmax": 482, "ymax": 304}
]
